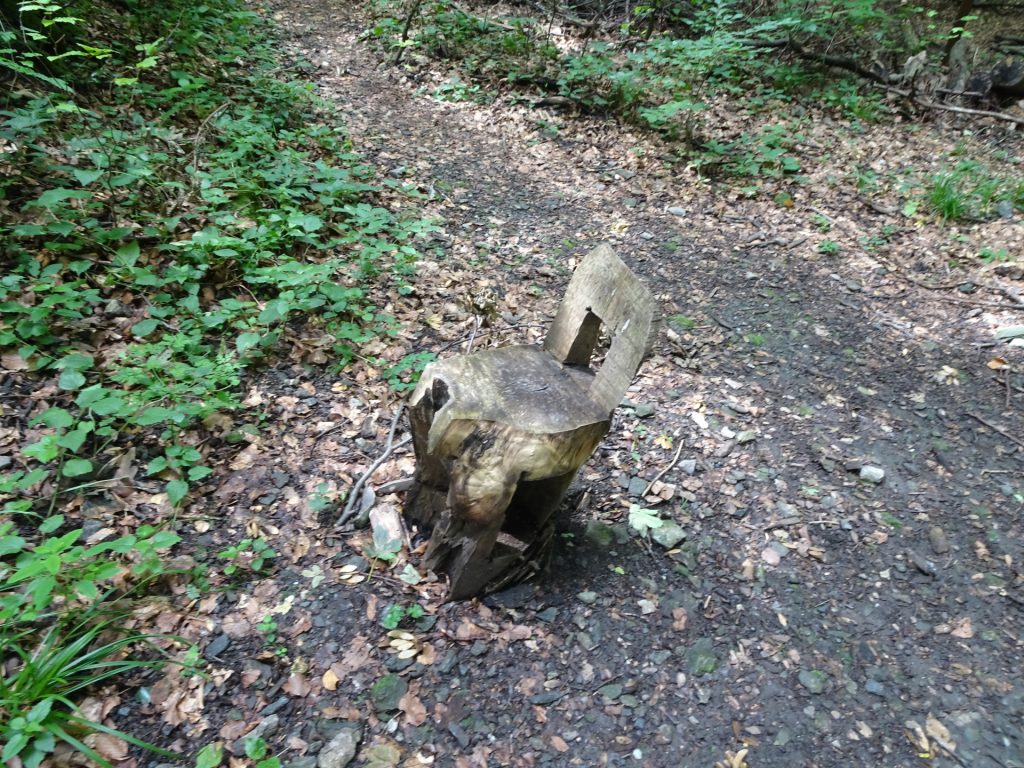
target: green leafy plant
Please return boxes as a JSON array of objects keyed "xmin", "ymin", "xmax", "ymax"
[
  {"xmin": 380, "ymin": 602, "xmax": 426, "ymax": 630},
  {"xmin": 0, "ymin": 615, "xmax": 187, "ymax": 768},
  {"xmin": 628, "ymin": 504, "xmax": 663, "ymax": 536},
  {"xmin": 245, "ymin": 737, "xmax": 281, "ymax": 768},
  {"xmin": 817, "ymin": 239, "xmax": 840, "ymax": 255},
  {"xmin": 218, "ymin": 538, "xmax": 277, "ymax": 576}
]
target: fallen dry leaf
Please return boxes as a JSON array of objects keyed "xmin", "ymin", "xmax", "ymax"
[
  {"xmin": 283, "ymin": 672, "xmax": 311, "ymax": 697},
  {"xmin": 84, "ymin": 733, "xmax": 129, "ymax": 762},
  {"xmin": 672, "ymin": 607, "xmax": 688, "ymax": 632},
  {"xmin": 950, "ymin": 617, "xmax": 974, "ymax": 639},
  {"xmin": 322, "ymin": 669, "xmax": 340, "ymax": 691},
  {"xmin": 550, "ymin": 735, "xmax": 569, "ymax": 753},
  {"xmin": 399, "ymin": 692, "xmax": 428, "ymax": 726},
  {"xmin": 925, "ymin": 713, "xmax": 957, "ymax": 751}
]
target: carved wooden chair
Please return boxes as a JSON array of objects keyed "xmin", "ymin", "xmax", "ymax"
[{"xmin": 406, "ymin": 244, "xmax": 655, "ymax": 599}]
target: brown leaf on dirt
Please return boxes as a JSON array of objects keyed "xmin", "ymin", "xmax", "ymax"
[
  {"xmin": 550, "ymin": 735, "xmax": 569, "ymax": 753},
  {"xmin": 286, "ymin": 612, "xmax": 313, "ymax": 638},
  {"xmin": 286, "ymin": 736, "xmax": 309, "ymax": 754},
  {"xmin": 322, "ymin": 669, "xmax": 340, "ymax": 691},
  {"xmin": 455, "ymin": 617, "xmax": 489, "ymax": 641},
  {"xmin": 289, "ymin": 533, "xmax": 312, "ymax": 562},
  {"xmin": 330, "ymin": 634, "xmax": 375, "ymax": 676},
  {"xmin": 498, "ymin": 624, "xmax": 532, "ymax": 642},
  {"xmin": 926, "ymin": 713, "xmax": 957, "ymax": 750},
  {"xmin": 220, "ymin": 720, "xmax": 251, "ymax": 740},
  {"xmin": 283, "ymin": 672, "xmax": 312, "ymax": 697},
  {"xmin": 399, "ymin": 692, "xmax": 428, "ymax": 726},
  {"xmin": 672, "ymin": 607, "xmax": 689, "ymax": 632},
  {"xmin": 241, "ymin": 666, "xmax": 262, "ymax": 687},
  {"xmin": 950, "ymin": 617, "xmax": 974, "ymax": 639},
  {"xmin": 221, "ymin": 613, "xmax": 253, "ymax": 639},
  {"xmin": 366, "ymin": 594, "xmax": 379, "ymax": 621},
  {"xmin": 416, "ymin": 642, "xmax": 436, "ymax": 665},
  {"xmin": 84, "ymin": 733, "xmax": 129, "ymax": 762},
  {"xmin": 1, "ymin": 353, "xmax": 28, "ymax": 370},
  {"xmin": 229, "ymin": 442, "xmax": 261, "ymax": 470}
]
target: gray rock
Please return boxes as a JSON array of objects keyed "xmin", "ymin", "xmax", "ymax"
[
  {"xmin": 628, "ymin": 476, "xmax": 649, "ymax": 497},
  {"xmin": 907, "ymin": 549, "xmax": 937, "ymax": 577},
  {"xmin": 679, "ymin": 459, "xmax": 697, "ymax": 475},
  {"xmin": 577, "ymin": 591, "xmax": 598, "ymax": 605},
  {"xmin": 686, "ymin": 638, "xmax": 717, "ymax": 676},
  {"xmin": 204, "ymin": 634, "xmax": 229, "ymax": 659},
  {"xmin": 667, "ymin": 207, "xmax": 687, "ymax": 217},
  {"xmin": 634, "ymin": 403, "xmax": 655, "ymax": 418},
  {"xmin": 370, "ymin": 674, "xmax": 407, "ymax": 713},
  {"xmin": 316, "ymin": 726, "xmax": 361, "ymax": 768},
  {"xmin": 798, "ymin": 669, "xmax": 827, "ymax": 694},
  {"xmin": 864, "ymin": 679, "xmax": 886, "ymax": 696},
  {"xmin": 651, "ymin": 520, "xmax": 686, "ymax": 549},
  {"xmin": 860, "ymin": 465, "xmax": 885, "ymax": 483},
  {"xmin": 285, "ymin": 758, "xmax": 317, "ymax": 768},
  {"xmin": 261, "ymin": 696, "xmax": 290, "ymax": 717},
  {"xmin": 928, "ymin": 526, "xmax": 950, "ymax": 555},
  {"xmin": 997, "ymin": 199, "xmax": 1015, "ymax": 219}
]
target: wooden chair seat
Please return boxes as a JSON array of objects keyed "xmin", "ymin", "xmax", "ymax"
[{"xmin": 406, "ymin": 244, "xmax": 655, "ymax": 599}]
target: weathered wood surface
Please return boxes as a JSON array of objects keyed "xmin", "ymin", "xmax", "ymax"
[{"xmin": 406, "ymin": 244, "xmax": 655, "ymax": 599}]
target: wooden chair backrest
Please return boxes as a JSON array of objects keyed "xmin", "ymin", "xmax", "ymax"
[{"xmin": 543, "ymin": 244, "xmax": 655, "ymax": 413}]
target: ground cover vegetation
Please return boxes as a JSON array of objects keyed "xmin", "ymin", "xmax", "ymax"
[
  {"xmin": 1, "ymin": 0, "xmax": 1022, "ymax": 764},
  {"xmin": 1, "ymin": 0, "xmax": 430, "ymax": 762},
  {"xmin": 367, "ymin": 0, "xmax": 1023, "ymax": 216}
]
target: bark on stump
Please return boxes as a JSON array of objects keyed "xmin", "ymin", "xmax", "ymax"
[{"xmin": 406, "ymin": 244, "xmax": 655, "ymax": 599}]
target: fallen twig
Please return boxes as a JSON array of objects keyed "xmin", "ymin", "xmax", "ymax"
[
  {"xmin": 642, "ymin": 441, "xmax": 685, "ymax": 496},
  {"xmin": 966, "ymin": 412, "xmax": 1024, "ymax": 450},
  {"xmin": 336, "ymin": 404, "xmax": 411, "ymax": 527}
]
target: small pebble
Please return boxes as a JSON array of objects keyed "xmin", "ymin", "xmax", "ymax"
[
  {"xmin": 860, "ymin": 465, "xmax": 885, "ymax": 483},
  {"xmin": 928, "ymin": 526, "xmax": 950, "ymax": 555}
]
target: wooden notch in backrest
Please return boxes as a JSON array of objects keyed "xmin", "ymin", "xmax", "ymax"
[{"xmin": 543, "ymin": 244, "xmax": 655, "ymax": 414}]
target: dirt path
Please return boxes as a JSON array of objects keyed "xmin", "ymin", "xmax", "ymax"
[{"xmin": 167, "ymin": 3, "xmax": 1024, "ymax": 767}]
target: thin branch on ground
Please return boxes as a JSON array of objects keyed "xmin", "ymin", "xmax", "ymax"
[
  {"xmin": 642, "ymin": 440, "xmax": 684, "ymax": 497},
  {"xmin": 336, "ymin": 404, "xmax": 411, "ymax": 527},
  {"xmin": 967, "ymin": 411, "xmax": 1024, "ymax": 450}
]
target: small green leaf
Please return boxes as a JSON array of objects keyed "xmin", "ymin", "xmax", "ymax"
[
  {"xmin": 166, "ymin": 479, "xmax": 188, "ymax": 506},
  {"xmin": 56, "ymin": 422, "xmax": 92, "ymax": 451},
  {"xmin": 398, "ymin": 564, "xmax": 421, "ymax": 585},
  {"xmin": 135, "ymin": 406, "xmax": 173, "ymax": 426},
  {"xmin": 39, "ymin": 515, "xmax": 64, "ymax": 533},
  {"xmin": 58, "ymin": 369, "xmax": 86, "ymax": 390},
  {"xmin": 62, "ymin": 458, "xmax": 93, "ymax": 477},
  {"xmin": 236, "ymin": 332, "xmax": 261, "ymax": 353},
  {"xmin": 244, "ymin": 738, "xmax": 267, "ymax": 761},
  {"xmin": 38, "ymin": 407, "xmax": 74, "ymax": 429},
  {"xmin": 73, "ymin": 168, "xmax": 104, "ymax": 186},
  {"xmin": 75, "ymin": 578, "xmax": 99, "ymax": 599},
  {"xmin": 115, "ymin": 241, "xmax": 140, "ymax": 266},
  {"xmin": 32, "ymin": 188, "xmax": 90, "ymax": 208},
  {"xmin": 195, "ymin": 743, "xmax": 224, "ymax": 768},
  {"xmin": 188, "ymin": 465, "xmax": 214, "ymax": 482},
  {"xmin": 55, "ymin": 353, "xmax": 94, "ymax": 371},
  {"xmin": 258, "ymin": 299, "xmax": 289, "ymax": 324},
  {"xmin": 131, "ymin": 318, "xmax": 160, "ymax": 337},
  {"xmin": 148, "ymin": 531, "xmax": 180, "ymax": 549},
  {"xmin": 902, "ymin": 199, "xmax": 919, "ymax": 217},
  {"xmin": 628, "ymin": 504, "xmax": 663, "ymax": 535}
]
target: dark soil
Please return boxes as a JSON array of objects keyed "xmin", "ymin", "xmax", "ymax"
[{"xmin": 131, "ymin": 3, "xmax": 1024, "ymax": 767}]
